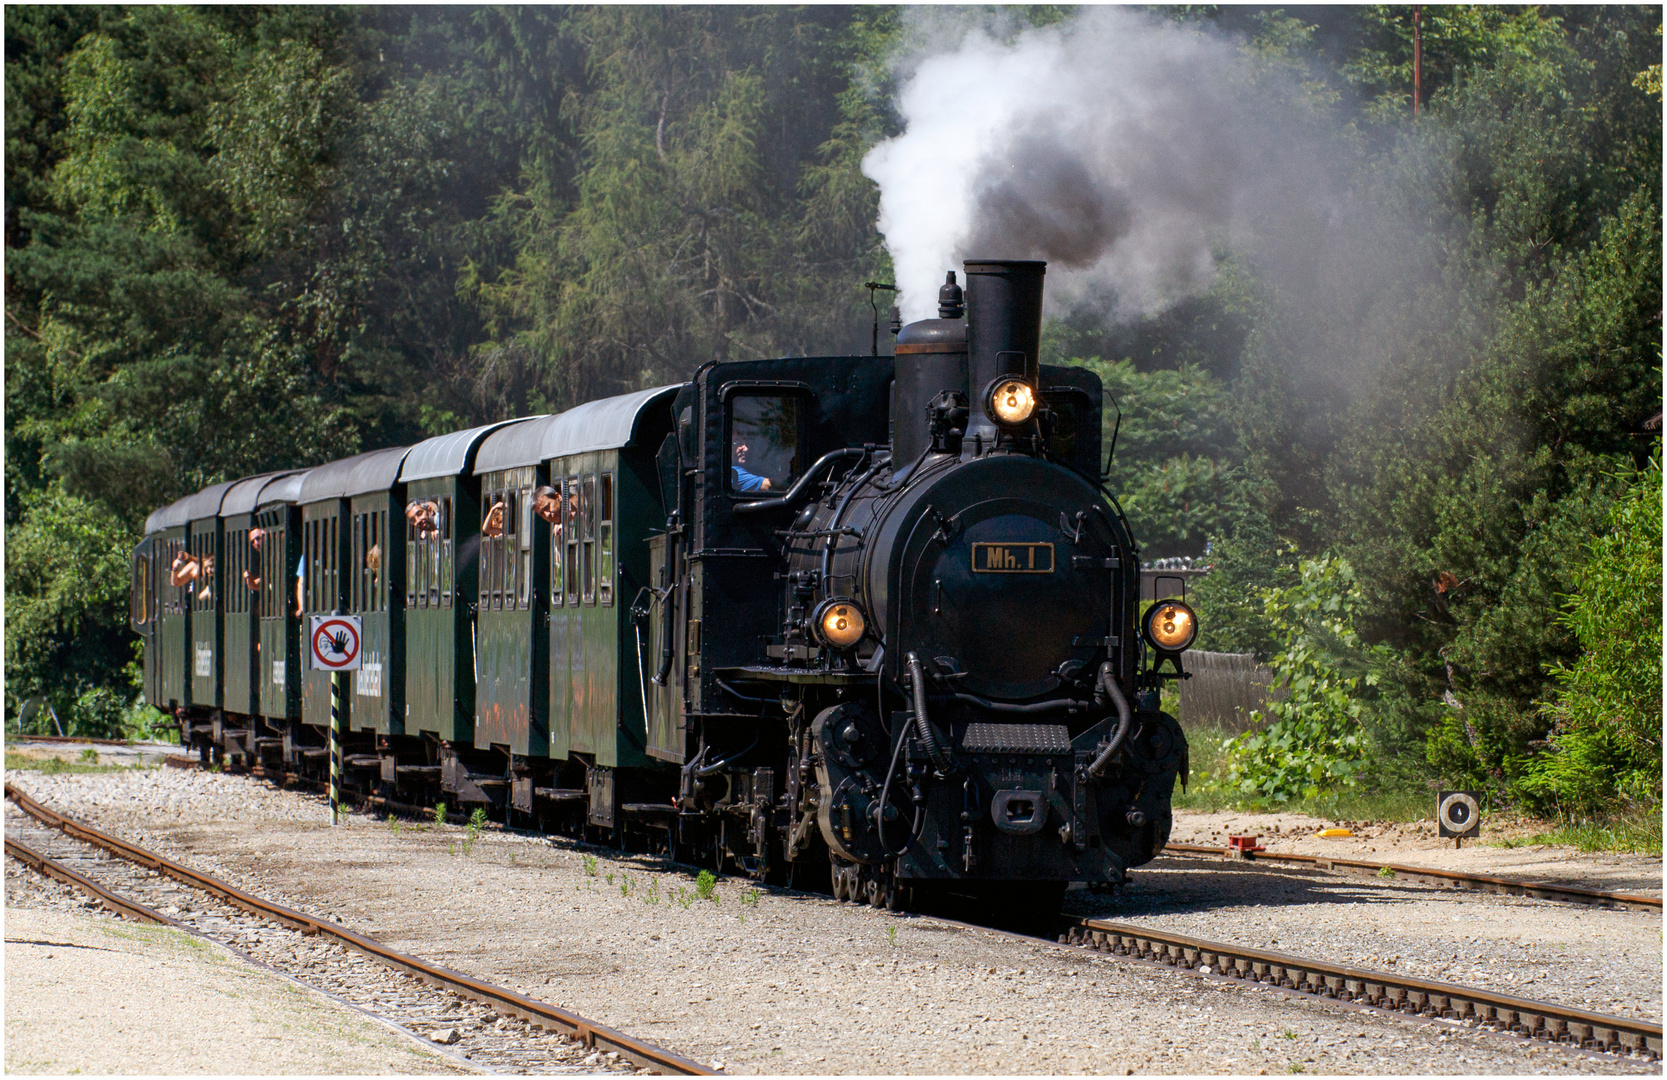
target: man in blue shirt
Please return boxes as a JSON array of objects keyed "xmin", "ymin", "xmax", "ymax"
[{"xmin": 732, "ymin": 441, "xmax": 772, "ymax": 492}]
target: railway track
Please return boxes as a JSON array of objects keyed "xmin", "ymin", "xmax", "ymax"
[
  {"xmin": 1057, "ymin": 916, "xmax": 1662, "ymax": 1061},
  {"xmin": 18, "ymin": 750, "xmax": 1657, "ymax": 1070},
  {"xmin": 4, "ymin": 783, "xmax": 716, "ymax": 1076},
  {"xmin": 1161, "ymin": 842, "xmax": 1662, "ymax": 913}
]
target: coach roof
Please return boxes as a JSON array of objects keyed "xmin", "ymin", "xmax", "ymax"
[
  {"xmin": 221, "ymin": 470, "xmax": 305, "ymax": 517},
  {"xmin": 143, "ymin": 495, "xmax": 192, "ymax": 534},
  {"xmin": 177, "ymin": 479, "xmax": 241, "ymax": 525},
  {"xmin": 472, "ymin": 385, "xmax": 680, "ymax": 475},
  {"xmin": 298, "ymin": 445, "xmax": 411, "ymax": 504},
  {"xmin": 255, "ymin": 470, "xmax": 309, "ymax": 510},
  {"xmin": 400, "ymin": 420, "xmax": 523, "ymax": 483}
]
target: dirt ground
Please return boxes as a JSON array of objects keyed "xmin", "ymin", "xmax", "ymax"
[{"xmin": 3, "ymin": 901, "xmax": 467, "ymax": 1074}]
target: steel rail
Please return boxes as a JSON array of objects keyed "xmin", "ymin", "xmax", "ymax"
[
  {"xmin": 5, "ymin": 835, "xmax": 183, "ymax": 927},
  {"xmin": 1063, "ymin": 916, "xmax": 1662, "ymax": 1060},
  {"xmin": 1161, "ymin": 842, "xmax": 1662, "ymax": 913},
  {"xmin": 5, "ymin": 783, "xmax": 716, "ymax": 1076}
]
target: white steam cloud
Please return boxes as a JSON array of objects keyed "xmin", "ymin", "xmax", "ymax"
[{"xmin": 864, "ymin": 9, "xmax": 1338, "ymax": 321}]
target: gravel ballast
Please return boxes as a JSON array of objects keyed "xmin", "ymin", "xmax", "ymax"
[{"xmin": 6, "ymin": 764, "xmax": 1660, "ymax": 1075}]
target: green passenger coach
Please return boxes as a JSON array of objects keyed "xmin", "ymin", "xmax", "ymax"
[
  {"xmin": 218, "ymin": 472, "xmax": 303, "ymax": 746},
  {"xmin": 295, "ymin": 446, "xmax": 410, "ymax": 765},
  {"xmin": 390, "ymin": 420, "xmax": 528, "ymax": 799}
]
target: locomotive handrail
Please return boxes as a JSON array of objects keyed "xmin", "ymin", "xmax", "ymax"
[{"xmin": 732, "ymin": 447, "xmax": 867, "ymax": 514}]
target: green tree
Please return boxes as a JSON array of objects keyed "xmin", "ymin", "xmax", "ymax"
[{"xmin": 1522, "ymin": 451, "xmax": 1663, "ymax": 815}]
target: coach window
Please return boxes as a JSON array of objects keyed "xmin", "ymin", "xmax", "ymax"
[
  {"xmin": 598, "ymin": 473, "xmax": 614, "ymax": 606},
  {"xmin": 517, "ymin": 485, "xmax": 534, "ymax": 609},
  {"xmin": 132, "ymin": 551, "xmax": 149, "ymax": 627},
  {"xmin": 581, "ymin": 474, "xmax": 597, "ymax": 605},
  {"xmin": 372, "ymin": 509, "xmax": 385, "ymax": 613},
  {"xmin": 727, "ymin": 394, "xmax": 803, "ymax": 495},
  {"xmin": 193, "ymin": 533, "xmax": 209, "ymax": 611},
  {"xmin": 480, "ymin": 490, "xmax": 492, "ymax": 608},
  {"xmin": 504, "ymin": 488, "xmax": 521, "ymax": 609},
  {"xmin": 352, "ymin": 514, "xmax": 364, "ymax": 613},
  {"xmin": 550, "ymin": 479, "xmax": 565, "ymax": 607},
  {"xmin": 313, "ymin": 519, "xmax": 325, "ymax": 614},
  {"xmin": 234, "ymin": 531, "xmax": 246, "ymax": 615},
  {"xmin": 406, "ymin": 507, "xmax": 419, "ymax": 607},
  {"xmin": 564, "ymin": 474, "xmax": 580, "ymax": 606},
  {"xmin": 483, "ymin": 488, "xmax": 501, "ymax": 610},
  {"xmin": 437, "ymin": 499, "xmax": 451, "ymax": 608},
  {"xmin": 302, "ymin": 522, "xmax": 314, "ymax": 613}
]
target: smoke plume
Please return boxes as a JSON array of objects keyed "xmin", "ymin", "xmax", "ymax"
[{"xmin": 864, "ymin": 9, "xmax": 1341, "ymax": 321}]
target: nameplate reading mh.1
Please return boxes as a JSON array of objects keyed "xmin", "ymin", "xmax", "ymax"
[{"xmin": 970, "ymin": 542, "xmax": 1055, "ymax": 574}]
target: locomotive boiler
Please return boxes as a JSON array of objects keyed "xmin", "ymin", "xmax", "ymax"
[{"xmin": 132, "ymin": 258, "xmax": 1197, "ymax": 915}]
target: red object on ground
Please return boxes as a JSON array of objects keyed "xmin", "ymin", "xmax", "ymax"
[{"xmin": 1227, "ymin": 834, "xmax": 1265, "ymax": 855}]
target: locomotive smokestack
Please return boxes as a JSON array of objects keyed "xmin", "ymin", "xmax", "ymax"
[{"xmin": 963, "ymin": 260, "xmax": 1046, "ymax": 452}]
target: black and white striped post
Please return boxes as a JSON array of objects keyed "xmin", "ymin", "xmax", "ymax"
[
  {"xmin": 330, "ymin": 669, "xmax": 342, "ymax": 826},
  {"xmin": 309, "ymin": 614, "xmax": 361, "ymax": 830}
]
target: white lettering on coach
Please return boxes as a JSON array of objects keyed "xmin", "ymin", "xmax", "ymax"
[
  {"xmin": 195, "ymin": 643, "xmax": 213, "ymax": 678},
  {"xmin": 359, "ymin": 657, "xmax": 383, "ymax": 698},
  {"xmin": 272, "ymin": 660, "xmax": 285, "ymax": 689}
]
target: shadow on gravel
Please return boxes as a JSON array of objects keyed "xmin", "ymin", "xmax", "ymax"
[{"xmin": 1063, "ymin": 858, "xmax": 1457, "ymax": 920}]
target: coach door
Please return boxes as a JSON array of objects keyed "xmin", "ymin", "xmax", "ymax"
[
  {"xmin": 350, "ymin": 494, "xmax": 399, "ymax": 735},
  {"xmin": 300, "ymin": 501, "xmax": 349, "ymax": 732},
  {"xmin": 132, "ymin": 540, "xmax": 160, "ymax": 707},
  {"xmin": 189, "ymin": 520, "xmax": 223, "ymax": 708},
  {"xmin": 159, "ymin": 527, "xmax": 190, "ymax": 710}
]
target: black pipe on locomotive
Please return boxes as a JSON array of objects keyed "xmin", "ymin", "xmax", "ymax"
[{"xmin": 768, "ymin": 259, "xmax": 1190, "ymax": 898}]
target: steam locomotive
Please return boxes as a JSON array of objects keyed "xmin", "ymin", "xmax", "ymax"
[{"xmin": 131, "ymin": 259, "xmax": 1196, "ymax": 912}]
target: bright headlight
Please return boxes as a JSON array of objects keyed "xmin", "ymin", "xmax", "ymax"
[
  {"xmin": 986, "ymin": 378, "xmax": 1037, "ymax": 426},
  {"xmin": 1143, "ymin": 600, "xmax": 1198, "ymax": 653},
  {"xmin": 815, "ymin": 599, "xmax": 866, "ymax": 649}
]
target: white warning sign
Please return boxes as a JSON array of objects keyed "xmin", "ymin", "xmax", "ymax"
[{"xmin": 309, "ymin": 615, "xmax": 363, "ymax": 672}]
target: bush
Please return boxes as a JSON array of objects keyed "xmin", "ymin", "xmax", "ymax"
[
  {"xmin": 1521, "ymin": 451, "xmax": 1662, "ymax": 816},
  {"xmin": 1213, "ymin": 556, "xmax": 1388, "ymax": 805}
]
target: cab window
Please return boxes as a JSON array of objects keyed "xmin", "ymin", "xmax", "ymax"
[{"xmin": 727, "ymin": 394, "xmax": 802, "ymax": 495}]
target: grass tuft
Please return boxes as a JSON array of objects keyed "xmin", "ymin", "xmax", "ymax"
[
  {"xmin": 4, "ymin": 752, "xmax": 148, "ymax": 776},
  {"xmin": 1494, "ymin": 814, "xmax": 1661, "ymax": 855}
]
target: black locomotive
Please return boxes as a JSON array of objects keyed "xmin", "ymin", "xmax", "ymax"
[{"xmin": 132, "ymin": 259, "xmax": 1197, "ymax": 913}]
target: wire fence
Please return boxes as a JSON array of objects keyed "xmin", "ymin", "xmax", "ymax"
[{"xmin": 1178, "ymin": 650, "xmax": 1284, "ymax": 734}]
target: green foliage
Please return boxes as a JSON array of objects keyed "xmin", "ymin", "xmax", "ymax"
[
  {"xmin": 461, "ymin": 806, "xmax": 488, "ymax": 853},
  {"xmin": 1214, "ymin": 557, "xmax": 1386, "ymax": 805},
  {"xmin": 430, "ymin": 801, "xmax": 446, "ymax": 827},
  {"xmin": 695, "ymin": 869, "xmax": 718, "ymax": 902},
  {"xmin": 1522, "ymin": 452, "xmax": 1662, "ymax": 815},
  {"xmin": 468, "ymin": 8, "xmax": 875, "ymax": 407},
  {"xmin": 581, "ymin": 853, "xmax": 598, "ymax": 877},
  {"xmin": 1066, "ymin": 357, "xmax": 1247, "ymax": 559},
  {"xmin": 1343, "ymin": 6, "xmax": 1568, "ymax": 123},
  {"xmin": 4, "ymin": 484, "xmax": 141, "ymax": 733}
]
